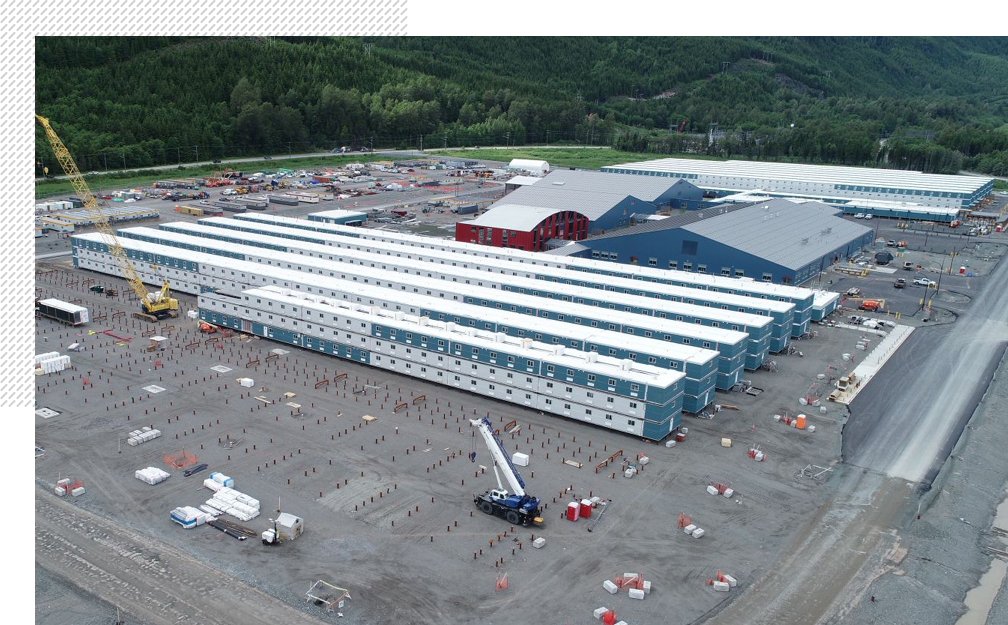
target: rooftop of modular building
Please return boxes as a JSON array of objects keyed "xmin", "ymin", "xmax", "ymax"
[
  {"xmin": 76, "ymin": 230, "xmax": 749, "ymax": 348},
  {"xmin": 186, "ymin": 218, "xmax": 795, "ymax": 316},
  {"xmin": 226, "ymin": 213, "xmax": 819, "ymax": 303},
  {"xmin": 120, "ymin": 224, "xmax": 778, "ymax": 329},
  {"xmin": 75, "ymin": 231, "xmax": 740, "ymax": 356}
]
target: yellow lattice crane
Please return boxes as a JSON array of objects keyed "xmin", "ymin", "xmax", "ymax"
[{"xmin": 36, "ymin": 114, "xmax": 178, "ymax": 321}]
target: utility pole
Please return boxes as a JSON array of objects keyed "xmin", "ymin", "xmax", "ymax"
[
  {"xmin": 122, "ymin": 151, "xmax": 126, "ymax": 170},
  {"xmin": 420, "ymin": 135, "xmax": 423, "ymax": 152},
  {"xmin": 195, "ymin": 145, "xmax": 199, "ymax": 163},
  {"xmin": 177, "ymin": 147, "xmax": 181, "ymax": 164}
]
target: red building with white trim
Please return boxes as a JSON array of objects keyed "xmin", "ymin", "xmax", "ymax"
[{"xmin": 455, "ymin": 205, "xmax": 589, "ymax": 252}]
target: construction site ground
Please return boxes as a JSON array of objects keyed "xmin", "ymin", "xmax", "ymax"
[{"xmin": 36, "ymin": 261, "xmax": 872, "ymax": 625}]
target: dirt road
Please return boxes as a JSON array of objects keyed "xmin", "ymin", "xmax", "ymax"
[
  {"xmin": 35, "ymin": 488, "xmax": 327, "ymax": 625},
  {"xmin": 707, "ymin": 470, "xmax": 910, "ymax": 625}
]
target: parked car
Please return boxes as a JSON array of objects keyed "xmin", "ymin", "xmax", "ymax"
[
  {"xmin": 894, "ymin": 278, "xmax": 906, "ymax": 289},
  {"xmin": 263, "ymin": 155, "xmax": 272, "ymax": 160},
  {"xmin": 903, "ymin": 261, "xmax": 915, "ymax": 270},
  {"xmin": 864, "ymin": 214, "xmax": 873, "ymax": 220},
  {"xmin": 913, "ymin": 277, "xmax": 937, "ymax": 288},
  {"xmin": 184, "ymin": 463, "xmax": 208, "ymax": 477},
  {"xmin": 854, "ymin": 213, "xmax": 865, "ymax": 219},
  {"xmin": 886, "ymin": 240, "xmax": 897, "ymax": 247},
  {"xmin": 845, "ymin": 287, "xmax": 862, "ymax": 297},
  {"xmin": 212, "ymin": 159, "xmax": 221, "ymax": 164}
]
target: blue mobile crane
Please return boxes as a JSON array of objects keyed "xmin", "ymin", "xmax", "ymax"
[{"xmin": 470, "ymin": 418, "xmax": 543, "ymax": 526}]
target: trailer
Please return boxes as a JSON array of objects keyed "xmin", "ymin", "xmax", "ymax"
[
  {"xmin": 37, "ymin": 298, "xmax": 89, "ymax": 326},
  {"xmin": 268, "ymin": 194, "xmax": 300, "ymax": 206}
]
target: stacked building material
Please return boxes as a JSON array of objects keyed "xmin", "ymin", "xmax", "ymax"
[
  {"xmin": 203, "ymin": 480, "xmax": 260, "ymax": 522},
  {"xmin": 35, "ymin": 352, "xmax": 72, "ymax": 375},
  {"xmin": 170, "ymin": 506, "xmax": 208, "ymax": 529},
  {"xmin": 126, "ymin": 426, "xmax": 161, "ymax": 446},
  {"xmin": 135, "ymin": 467, "xmax": 171, "ymax": 485}
]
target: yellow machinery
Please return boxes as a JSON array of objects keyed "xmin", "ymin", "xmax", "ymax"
[{"xmin": 36, "ymin": 114, "xmax": 178, "ymax": 322}]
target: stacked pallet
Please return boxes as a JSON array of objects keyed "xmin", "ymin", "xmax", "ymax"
[
  {"xmin": 35, "ymin": 352, "xmax": 70, "ymax": 374},
  {"xmin": 135, "ymin": 467, "xmax": 171, "ymax": 485},
  {"xmin": 126, "ymin": 426, "xmax": 162, "ymax": 446},
  {"xmin": 170, "ymin": 506, "xmax": 208, "ymax": 529},
  {"xmin": 202, "ymin": 479, "xmax": 260, "ymax": 522}
]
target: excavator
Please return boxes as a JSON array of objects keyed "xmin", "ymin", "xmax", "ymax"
[{"xmin": 36, "ymin": 114, "xmax": 178, "ymax": 322}]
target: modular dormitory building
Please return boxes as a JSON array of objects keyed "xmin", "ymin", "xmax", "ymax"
[
  {"xmin": 184, "ymin": 217, "xmax": 790, "ymax": 355},
  {"xmin": 122, "ymin": 223, "xmax": 769, "ymax": 375},
  {"xmin": 201, "ymin": 286, "xmax": 684, "ymax": 440},
  {"xmin": 224, "ymin": 212, "xmax": 822, "ymax": 333},
  {"xmin": 73, "ymin": 232, "xmax": 720, "ymax": 414}
]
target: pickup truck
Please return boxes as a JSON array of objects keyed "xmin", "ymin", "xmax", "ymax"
[
  {"xmin": 845, "ymin": 287, "xmax": 862, "ymax": 297},
  {"xmin": 913, "ymin": 277, "xmax": 937, "ymax": 288},
  {"xmin": 894, "ymin": 278, "xmax": 906, "ymax": 289}
]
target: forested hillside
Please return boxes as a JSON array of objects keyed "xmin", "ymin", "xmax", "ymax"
[{"xmin": 35, "ymin": 36, "xmax": 1008, "ymax": 175}]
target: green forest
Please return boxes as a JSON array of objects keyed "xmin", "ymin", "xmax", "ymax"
[{"xmin": 35, "ymin": 36, "xmax": 1008, "ymax": 176}]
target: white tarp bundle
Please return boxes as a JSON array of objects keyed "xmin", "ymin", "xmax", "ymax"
[
  {"xmin": 35, "ymin": 352, "xmax": 70, "ymax": 374},
  {"xmin": 135, "ymin": 466, "xmax": 170, "ymax": 485},
  {"xmin": 209, "ymin": 472, "xmax": 234, "ymax": 488},
  {"xmin": 126, "ymin": 427, "xmax": 161, "ymax": 446},
  {"xmin": 238, "ymin": 377, "xmax": 254, "ymax": 388},
  {"xmin": 203, "ymin": 481, "xmax": 260, "ymax": 522}
]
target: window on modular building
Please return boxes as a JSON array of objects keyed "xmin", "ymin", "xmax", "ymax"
[
  {"xmin": 608, "ymin": 378, "xmax": 616, "ymax": 386},
  {"xmin": 648, "ymin": 258, "xmax": 657, "ymax": 266},
  {"xmin": 682, "ymin": 262, "xmax": 692, "ymax": 271},
  {"xmin": 762, "ymin": 273, "xmax": 773, "ymax": 282},
  {"xmin": 698, "ymin": 265, "xmax": 707, "ymax": 273}
]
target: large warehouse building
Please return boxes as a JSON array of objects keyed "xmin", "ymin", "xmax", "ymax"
[
  {"xmin": 455, "ymin": 169, "xmax": 704, "ymax": 251},
  {"xmin": 560, "ymin": 199, "xmax": 874, "ymax": 285},
  {"xmin": 601, "ymin": 157, "xmax": 994, "ymax": 212}
]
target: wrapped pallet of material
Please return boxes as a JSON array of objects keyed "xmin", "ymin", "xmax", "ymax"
[
  {"xmin": 723, "ymin": 488, "xmax": 734, "ymax": 498},
  {"xmin": 198, "ymin": 505, "xmax": 219, "ymax": 519},
  {"xmin": 54, "ymin": 486, "xmax": 66, "ymax": 496},
  {"xmin": 713, "ymin": 581, "xmax": 730, "ymax": 592},
  {"xmin": 593, "ymin": 607, "xmax": 609, "ymax": 620},
  {"xmin": 665, "ymin": 439, "xmax": 676, "ymax": 448},
  {"xmin": 721, "ymin": 438, "xmax": 732, "ymax": 448},
  {"xmin": 71, "ymin": 486, "xmax": 86, "ymax": 497},
  {"xmin": 638, "ymin": 455, "xmax": 649, "ymax": 466},
  {"xmin": 238, "ymin": 377, "xmax": 254, "ymax": 388},
  {"xmin": 203, "ymin": 477, "xmax": 222, "ymax": 492},
  {"xmin": 203, "ymin": 502, "xmax": 225, "ymax": 515},
  {"xmin": 706, "ymin": 485, "xmax": 719, "ymax": 496},
  {"xmin": 35, "ymin": 351, "xmax": 60, "ymax": 365},
  {"xmin": 722, "ymin": 573, "xmax": 737, "ymax": 587},
  {"xmin": 210, "ymin": 472, "xmax": 234, "ymax": 488},
  {"xmin": 512, "ymin": 452, "xmax": 530, "ymax": 467},
  {"xmin": 691, "ymin": 528, "xmax": 705, "ymax": 539},
  {"xmin": 628, "ymin": 588, "xmax": 645, "ymax": 600},
  {"xmin": 683, "ymin": 524, "xmax": 697, "ymax": 535},
  {"xmin": 624, "ymin": 468, "xmax": 635, "ymax": 479},
  {"xmin": 234, "ymin": 493, "xmax": 259, "ymax": 509},
  {"xmin": 533, "ymin": 537, "xmax": 546, "ymax": 549},
  {"xmin": 643, "ymin": 580, "xmax": 652, "ymax": 594},
  {"xmin": 127, "ymin": 437, "xmax": 139, "ymax": 447},
  {"xmin": 603, "ymin": 580, "xmax": 618, "ymax": 594}
]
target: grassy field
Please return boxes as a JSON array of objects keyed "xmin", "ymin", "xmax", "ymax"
[
  {"xmin": 33, "ymin": 153, "xmax": 398, "ymax": 199},
  {"xmin": 427, "ymin": 147, "xmax": 685, "ymax": 170}
]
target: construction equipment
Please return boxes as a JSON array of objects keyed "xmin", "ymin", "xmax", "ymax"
[
  {"xmin": 469, "ymin": 417, "xmax": 542, "ymax": 526},
  {"xmin": 198, "ymin": 321, "xmax": 218, "ymax": 334},
  {"xmin": 35, "ymin": 114, "xmax": 178, "ymax": 322}
]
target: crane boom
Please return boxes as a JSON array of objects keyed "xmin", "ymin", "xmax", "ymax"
[
  {"xmin": 35, "ymin": 114, "xmax": 178, "ymax": 320},
  {"xmin": 470, "ymin": 418, "xmax": 525, "ymax": 496}
]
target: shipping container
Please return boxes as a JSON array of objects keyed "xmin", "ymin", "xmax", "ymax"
[{"xmin": 37, "ymin": 298, "xmax": 89, "ymax": 326}]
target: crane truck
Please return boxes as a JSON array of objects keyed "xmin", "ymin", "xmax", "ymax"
[
  {"xmin": 35, "ymin": 114, "xmax": 179, "ymax": 322},
  {"xmin": 470, "ymin": 417, "xmax": 542, "ymax": 526}
]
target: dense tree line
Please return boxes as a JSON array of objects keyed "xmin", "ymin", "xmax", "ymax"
[{"xmin": 35, "ymin": 36, "xmax": 1008, "ymax": 175}]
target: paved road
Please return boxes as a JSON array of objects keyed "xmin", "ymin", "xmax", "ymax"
[
  {"xmin": 844, "ymin": 245, "xmax": 1008, "ymax": 484},
  {"xmin": 36, "ymin": 149, "xmax": 423, "ymax": 182},
  {"xmin": 35, "ymin": 488, "xmax": 326, "ymax": 625},
  {"xmin": 36, "ymin": 144, "xmax": 604, "ymax": 182}
]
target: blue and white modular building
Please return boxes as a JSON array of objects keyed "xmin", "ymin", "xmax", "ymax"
[
  {"xmin": 201, "ymin": 285, "xmax": 685, "ymax": 440},
  {"xmin": 115, "ymin": 224, "xmax": 771, "ymax": 374},
  {"xmin": 224, "ymin": 212, "xmax": 820, "ymax": 336},
  {"xmin": 72, "ymin": 232, "xmax": 720, "ymax": 414}
]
